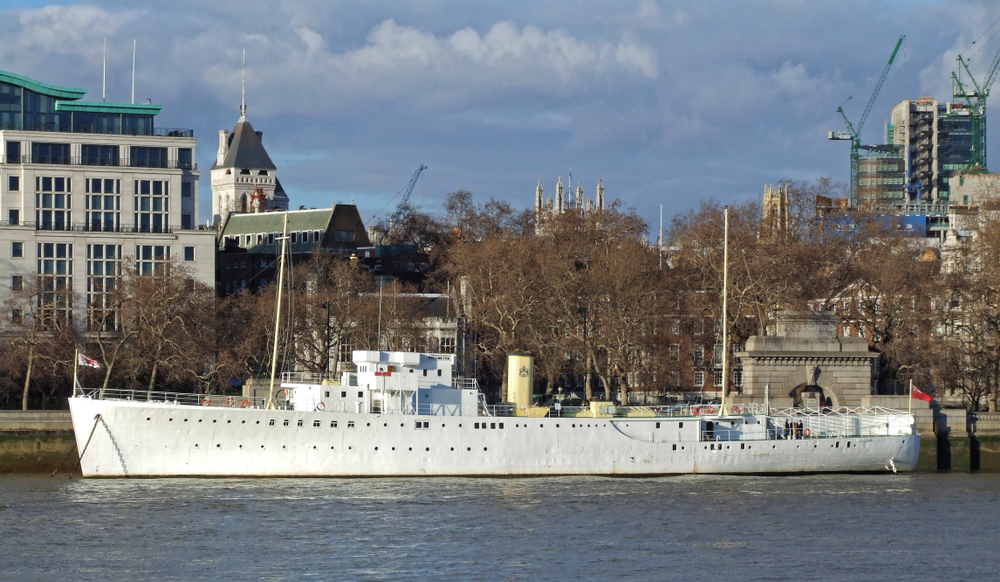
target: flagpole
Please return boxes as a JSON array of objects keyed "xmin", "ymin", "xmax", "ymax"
[
  {"xmin": 908, "ymin": 378, "xmax": 912, "ymax": 415},
  {"xmin": 74, "ymin": 348, "xmax": 79, "ymax": 396}
]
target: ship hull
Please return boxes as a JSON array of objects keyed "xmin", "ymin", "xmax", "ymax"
[{"xmin": 69, "ymin": 397, "xmax": 919, "ymax": 477}]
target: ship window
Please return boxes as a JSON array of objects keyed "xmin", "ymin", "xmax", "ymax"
[
  {"xmin": 672, "ymin": 444, "xmax": 677, "ymax": 451},
  {"xmin": 269, "ymin": 419, "xmax": 275, "ymax": 426},
  {"xmin": 331, "ymin": 421, "xmax": 338, "ymax": 428},
  {"xmin": 341, "ymin": 391, "xmax": 347, "ymax": 398},
  {"xmin": 358, "ymin": 391, "xmax": 363, "ymax": 398},
  {"xmin": 491, "ymin": 423, "xmax": 496, "ymax": 429},
  {"xmin": 437, "ymin": 370, "xmax": 442, "ymax": 377},
  {"xmin": 297, "ymin": 419, "xmax": 303, "ymax": 427},
  {"xmin": 347, "ymin": 420, "xmax": 355, "ymax": 428},
  {"xmin": 656, "ymin": 422, "xmax": 660, "ymax": 429},
  {"xmin": 499, "ymin": 423, "xmax": 504, "ymax": 429},
  {"xmin": 282, "ymin": 419, "xmax": 289, "ymax": 427},
  {"xmin": 679, "ymin": 422, "xmax": 684, "ymax": 428},
  {"xmin": 325, "ymin": 391, "xmax": 330, "ymax": 397},
  {"xmin": 423, "ymin": 370, "xmax": 427, "ymax": 377},
  {"xmin": 836, "ymin": 442, "xmax": 840, "ymax": 448},
  {"xmin": 475, "ymin": 423, "xmax": 479, "ymax": 429},
  {"xmin": 741, "ymin": 443, "xmax": 745, "ymax": 450},
  {"xmin": 313, "ymin": 420, "xmax": 321, "ymax": 427}
]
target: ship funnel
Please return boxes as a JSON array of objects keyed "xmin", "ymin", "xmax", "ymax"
[{"xmin": 506, "ymin": 352, "xmax": 534, "ymax": 410}]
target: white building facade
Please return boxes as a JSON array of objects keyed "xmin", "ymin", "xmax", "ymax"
[{"xmin": 0, "ymin": 70, "xmax": 215, "ymax": 331}]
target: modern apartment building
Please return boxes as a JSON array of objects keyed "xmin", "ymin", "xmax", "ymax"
[
  {"xmin": 0, "ymin": 70, "xmax": 215, "ymax": 331},
  {"xmin": 888, "ymin": 97, "xmax": 974, "ymax": 204}
]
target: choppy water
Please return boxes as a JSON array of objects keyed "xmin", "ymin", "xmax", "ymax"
[{"xmin": 1, "ymin": 473, "xmax": 998, "ymax": 581}]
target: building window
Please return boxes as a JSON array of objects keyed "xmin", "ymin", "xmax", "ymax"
[
  {"xmin": 7, "ymin": 209, "xmax": 19, "ymax": 225},
  {"xmin": 291, "ymin": 232, "xmax": 298, "ymax": 243},
  {"xmin": 11, "ymin": 275, "xmax": 23, "ymax": 291},
  {"xmin": 669, "ymin": 371, "xmax": 679, "ymax": 388},
  {"xmin": 713, "ymin": 370, "xmax": 723, "ymax": 387},
  {"xmin": 693, "ymin": 371, "xmax": 705, "ymax": 387},
  {"xmin": 11, "ymin": 242, "xmax": 23, "ymax": 258},
  {"xmin": 36, "ymin": 242, "xmax": 73, "ymax": 329},
  {"xmin": 136, "ymin": 245, "xmax": 170, "ymax": 275},
  {"xmin": 693, "ymin": 345, "xmax": 704, "ymax": 365},
  {"xmin": 86, "ymin": 178, "xmax": 120, "ymax": 232},
  {"xmin": 178, "ymin": 149, "xmax": 193, "ymax": 170},
  {"xmin": 35, "ymin": 176, "xmax": 72, "ymax": 230},
  {"xmin": 670, "ymin": 319, "xmax": 679, "ymax": 335},
  {"xmin": 314, "ymin": 230, "xmax": 321, "ymax": 243},
  {"xmin": 439, "ymin": 337, "xmax": 456, "ymax": 353},
  {"xmin": 183, "ymin": 246, "xmax": 195, "ymax": 261},
  {"xmin": 669, "ymin": 343, "xmax": 679, "ymax": 362},
  {"xmin": 8, "ymin": 175, "xmax": 19, "ymax": 192},
  {"xmin": 181, "ymin": 181, "xmax": 193, "ymax": 198},
  {"xmin": 181, "ymin": 214, "xmax": 192, "ymax": 230},
  {"xmin": 134, "ymin": 180, "xmax": 169, "ymax": 233},
  {"xmin": 713, "ymin": 343, "xmax": 723, "ymax": 366},
  {"xmin": 733, "ymin": 370, "xmax": 743, "ymax": 388},
  {"xmin": 130, "ymin": 146, "xmax": 168, "ymax": 168},
  {"xmin": 333, "ymin": 230, "xmax": 354, "ymax": 243},
  {"xmin": 80, "ymin": 144, "xmax": 120, "ymax": 166},
  {"xmin": 87, "ymin": 244, "xmax": 120, "ymax": 331},
  {"xmin": 30, "ymin": 142, "xmax": 70, "ymax": 164},
  {"xmin": 6, "ymin": 141, "xmax": 20, "ymax": 163}
]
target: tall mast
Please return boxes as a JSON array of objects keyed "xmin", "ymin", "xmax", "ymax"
[
  {"xmin": 720, "ymin": 207, "xmax": 729, "ymax": 415},
  {"xmin": 267, "ymin": 213, "xmax": 290, "ymax": 409}
]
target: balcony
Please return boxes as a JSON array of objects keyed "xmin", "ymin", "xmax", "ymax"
[
  {"xmin": 12, "ymin": 155, "xmax": 197, "ymax": 171},
  {"xmin": 0, "ymin": 220, "xmax": 200, "ymax": 233}
]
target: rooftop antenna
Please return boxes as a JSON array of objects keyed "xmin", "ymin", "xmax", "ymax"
[
  {"xmin": 102, "ymin": 38, "xmax": 107, "ymax": 102},
  {"xmin": 240, "ymin": 48, "xmax": 246, "ymax": 118},
  {"xmin": 131, "ymin": 39, "xmax": 136, "ymax": 104}
]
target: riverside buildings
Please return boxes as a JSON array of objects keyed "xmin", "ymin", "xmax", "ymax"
[{"xmin": 0, "ymin": 70, "xmax": 215, "ymax": 332}]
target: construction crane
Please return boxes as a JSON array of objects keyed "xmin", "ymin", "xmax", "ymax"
[
  {"xmin": 951, "ymin": 41, "xmax": 1000, "ymax": 172},
  {"xmin": 375, "ymin": 164, "xmax": 427, "ymax": 244},
  {"xmin": 829, "ymin": 35, "xmax": 905, "ymax": 203}
]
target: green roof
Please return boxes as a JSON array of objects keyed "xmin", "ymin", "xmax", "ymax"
[
  {"xmin": 221, "ymin": 209, "xmax": 334, "ymax": 237},
  {"xmin": 55, "ymin": 101, "xmax": 162, "ymax": 115},
  {"xmin": 0, "ymin": 70, "xmax": 86, "ymax": 100}
]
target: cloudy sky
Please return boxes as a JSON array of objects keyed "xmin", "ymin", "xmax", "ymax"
[{"xmin": 2, "ymin": 0, "xmax": 999, "ymax": 234}]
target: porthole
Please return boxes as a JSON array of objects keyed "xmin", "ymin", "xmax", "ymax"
[
  {"xmin": 213, "ymin": 419, "xmax": 217, "ymax": 423},
  {"xmin": 216, "ymin": 444, "xmax": 221, "ymax": 448},
  {"xmin": 227, "ymin": 420, "xmax": 231, "ymax": 424},
  {"xmin": 242, "ymin": 420, "xmax": 246, "ymax": 424},
  {"xmin": 572, "ymin": 424, "xmax": 575, "ymax": 428},
  {"xmin": 556, "ymin": 424, "xmax": 560, "ymax": 428},
  {"xmin": 392, "ymin": 447, "xmax": 395, "ymax": 451},
  {"xmin": 483, "ymin": 447, "xmax": 488, "ymax": 451},
  {"xmin": 169, "ymin": 418, "xmax": 173, "ymax": 422},
  {"xmin": 184, "ymin": 419, "xmax": 188, "ymax": 422},
  {"xmin": 146, "ymin": 417, "xmax": 150, "ymax": 421},
  {"xmin": 261, "ymin": 445, "xmax": 265, "ymax": 449},
  {"xmin": 256, "ymin": 421, "xmax": 260, "ymax": 425},
  {"xmin": 375, "ymin": 447, "xmax": 379, "ymax": 451},
  {"xmin": 313, "ymin": 446, "xmax": 317, "ymax": 450},
  {"xmin": 282, "ymin": 445, "xmax": 286, "ymax": 449},
  {"xmin": 425, "ymin": 447, "xmax": 430, "ymax": 451},
  {"xmin": 467, "ymin": 447, "xmax": 471, "ymax": 451},
  {"xmin": 384, "ymin": 423, "xmax": 387, "ymax": 427},
  {"xmin": 409, "ymin": 447, "xmax": 412, "ymax": 451},
  {"xmin": 239, "ymin": 445, "xmax": 243, "ymax": 449},
  {"xmin": 199, "ymin": 419, "xmax": 203, "ymax": 423},
  {"xmin": 450, "ymin": 447, "xmax": 454, "ymax": 451},
  {"xmin": 195, "ymin": 444, "xmax": 199, "ymax": 448},
  {"xmin": 367, "ymin": 423, "xmax": 370, "ymax": 427}
]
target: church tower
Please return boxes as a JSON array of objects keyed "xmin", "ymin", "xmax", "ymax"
[{"xmin": 761, "ymin": 183, "xmax": 790, "ymax": 239}]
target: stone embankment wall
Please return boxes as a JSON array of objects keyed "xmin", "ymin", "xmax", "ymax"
[{"xmin": 0, "ymin": 411, "xmax": 77, "ymax": 474}]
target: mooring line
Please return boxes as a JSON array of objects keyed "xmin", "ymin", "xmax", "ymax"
[{"xmin": 50, "ymin": 414, "xmax": 101, "ymax": 480}]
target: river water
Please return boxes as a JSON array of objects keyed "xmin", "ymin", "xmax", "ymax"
[{"xmin": 1, "ymin": 473, "xmax": 997, "ymax": 581}]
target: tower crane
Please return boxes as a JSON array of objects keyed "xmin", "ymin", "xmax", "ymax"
[
  {"xmin": 375, "ymin": 164, "xmax": 427, "ymax": 245},
  {"xmin": 829, "ymin": 35, "xmax": 905, "ymax": 203},
  {"xmin": 951, "ymin": 40, "xmax": 1000, "ymax": 172}
]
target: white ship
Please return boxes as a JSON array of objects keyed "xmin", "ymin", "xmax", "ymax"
[
  {"xmin": 68, "ymin": 349, "xmax": 919, "ymax": 477},
  {"xmin": 67, "ymin": 210, "xmax": 919, "ymax": 477}
]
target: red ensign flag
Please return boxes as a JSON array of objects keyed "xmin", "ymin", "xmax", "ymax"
[{"xmin": 911, "ymin": 385, "xmax": 933, "ymax": 402}]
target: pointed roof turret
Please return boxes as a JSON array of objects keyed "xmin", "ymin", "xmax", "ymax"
[{"xmin": 210, "ymin": 117, "xmax": 276, "ymax": 171}]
